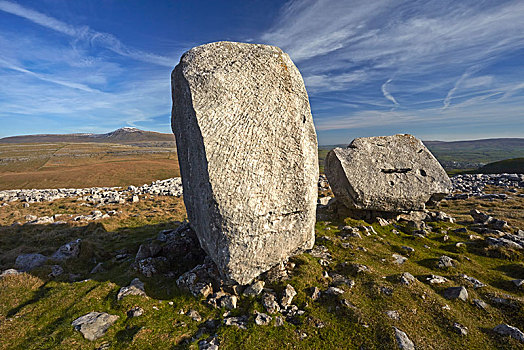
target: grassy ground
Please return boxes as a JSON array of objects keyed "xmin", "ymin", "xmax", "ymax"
[
  {"xmin": 0, "ymin": 185, "xmax": 523, "ymax": 349},
  {"xmin": 0, "ymin": 142, "xmax": 179, "ymax": 190}
]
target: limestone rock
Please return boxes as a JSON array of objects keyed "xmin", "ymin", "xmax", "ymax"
[
  {"xmin": 443, "ymin": 286, "xmax": 468, "ymax": 301},
  {"xmin": 117, "ymin": 278, "xmax": 148, "ymax": 300},
  {"xmin": 15, "ymin": 253, "xmax": 47, "ymax": 271},
  {"xmin": 243, "ymin": 280, "xmax": 265, "ymax": 297},
  {"xmin": 171, "ymin": 41, "xmax": 318, "ymax": 284},
  {"xmin": 281, "ymin": 284, "xmax": 297, "ymax": 307},
  {"xmin": 71, "ymin": 312, "xmax": 119, "ymax": 341},
  {"xmin": 51, "ymin": 239, "xmax": 81, "ymax": 261},
  {"xmin": 493, "ymin": 324, "xmax": 524, "ymax": 342},
  {"xmin": 255, "ymin": 311, "xmax": 272, "ymax": 326},
  {"xmin": 394, "ymin": 327, "xmax": 415, "ymax": 350},
  {"xmin": 325, "ymin": 134, "xmax": 451, "ymax": 212}
]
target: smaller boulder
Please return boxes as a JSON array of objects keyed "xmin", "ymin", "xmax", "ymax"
[
  {"xmin": 51, "ymin": 239, "xmax": 81, "ymax": 261},
  {"xmin": 255, "ymin": 311, "xmax": 272, "ymax": 326},
  {"xmin": 262, "ymin": 293, "xmax": 281, "ymax": 314},
  {"xmin": 452, "ymin": 322, "xmax": 468, "ymax": 336},
  {"xmin": 281, "ymin": 284, "xmax": 297, "ymax": 307},
  {"xmin": 15, "ymin": 253, "xmax": 47, "ymax": 271},
  {"xmin": 243, "ymin": 280, "xmax": 265, "ymax": 297},
  {"xmin": 393, "ymin": 327, "xmax": 415, "ymax": 350},
  {"xmin": 71, "ymin": 312, "xmax": 119, "ymax": 341},
  {"xmin": 443, "ymin": 286, "xmax": 468, "ymax": 301},
  {"xmin": 493, "ymin": 324, "xmax": 524, "ymax": 342},
  {"xmin": 117, "ymin": 278, "xmax": 147, "ymax": 300},
  {"xmin": 127, "ymin": 307, "xmax": 144, "ymax": 318},
  {"xmin": 436, "ymin": 255, "xmax": 455, "ymax": 269}
]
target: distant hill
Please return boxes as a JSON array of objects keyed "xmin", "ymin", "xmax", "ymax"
[
  {"xmin": 319, "ymin": 138, "xmax": 524, "ymax": 171},
  {"xmin": 0, "ymin": 127, "xmax": 175, "ymax": 144},
  {"xmin": 423, "ymin": 138, "xmax": 524, "ymax": 165},
  {"xmin": 475, "ymin": 158, "xmax": 524, "ymax": 174}
]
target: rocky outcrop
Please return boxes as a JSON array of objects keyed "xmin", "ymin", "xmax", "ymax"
[
  {"xmin": 325, "ymin": 134, "xmax": 451, "ymax": 212},
  {"xmin": 171, "ymin": 41, "xmax": 318, "ymax": 284}
]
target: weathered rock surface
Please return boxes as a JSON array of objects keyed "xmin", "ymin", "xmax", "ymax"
[
  {"xmin": 171, "ymin": 41, "xmax": 318, "ymax": 284},
  {"xmin": 71, "ymin": 312, "xmax": 119, "ymax": 341},
  {"xmin": 394, "ymin": 327, "xmax": 415, "ymax": 350},
  {"xmin": 51, "ymin": 239, "xmax": 81, "ymax": 261},
  {"xmin": 117, "ymin": 278, "xmax": 148, "ymax": 300},
  {"xmin": 443, "ymin": 286, "xmax": 468, "ymax": 301},
  {"xmin": 325, "ymin": 134, "xmax": 451, "ymax": 212},
  {"xmin": 493, "ymin": 324, "xmax": 524, "ymax": 342},
  {"xmin": 15, "ymin": 253, "xmax": 47, "ymax": 271}
]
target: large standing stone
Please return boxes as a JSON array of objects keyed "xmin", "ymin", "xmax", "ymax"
[
  {"xmin": 171, "ymin": 41, "xmax": 318, "ymax": 284},
  {"xmin": 325, "ymin": 134, "xmax": 451, "ymax": 212}
]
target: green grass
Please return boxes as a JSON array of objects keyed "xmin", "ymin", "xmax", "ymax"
[{"xmin": 0, "ymin": 190, "xmax": 523, "ymax": 349}]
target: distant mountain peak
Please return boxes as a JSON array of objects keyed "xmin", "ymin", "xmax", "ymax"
[
  {"xmin": 119, "ymin": 127, "xmax": 141, "ymax": 132},
  {"xmin": 108, "ymin": 127, "xmax": 141, "ymax": 134}
]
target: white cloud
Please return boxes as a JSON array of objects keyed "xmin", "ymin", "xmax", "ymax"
[{"xmin": 0, "ymin": 0, "xmax": 174, "ymax": 67}]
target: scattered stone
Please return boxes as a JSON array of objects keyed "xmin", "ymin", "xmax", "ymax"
[
  {"xmin": 117, "ymin": 278, "xmax": 148, "ymax": 300},
  {"xmin": 186, "ymin": 309, "xmax": 202, "ymax": 322},
  {"xmin": 454, "ymin": 227, "xmax": 467, "ymax": 233},
  {"xmin": 311, "ymin": 287, "xmax": 321, "ymax": 301},
  {"xmin": 377, "ymin": 217, "xmax": 390, "ymax": 226},
  {"xmin": 400, "ymin": 272, "xmax": 416, "ymax": 285},
  {"xmin": 386, "ymin": 310, "xmax": 400, "ymax": 320},
  {"xmin": 199, "ymin": 336, "xmax": 220, "ymax": 350},
  {"xmin": 224, "ymin": 316, "xmax": 248, "ymax": 330},
  {"xmin": 90, "ymin": 262, "xmax": 105, "ymax": 274},
  {"xmin": 325, "ymin": 134, "xmax": 451, "ymax": 212},
  {"xmin": 262, "ymin": 293, "xmax": 281, "ymax": 314},
  {"xmin": 452, "ymin": 322, "xmax": 468, "ymax": 336},
  {"xmin": 243, "ymin": 280, "xmax": 265, "ymax": 297},
  {"xmin": 51, "ymin": 239, "xmax": 81, "ymax": 261},
  {"xmin": 326, "ymin": 286, "xmax": 345, "ymax": 295},
  {"xmin": 274, "ymin": 316, "xmax": 285, "ymax": 326},
  {"xmin": 493, "ymin": 324, "xmax": 524, "ymax": 342},
  {"xmin": 176, "ymin": 263, "xmax": 217, "ymax": 298},
  {"xmin": 443, "ymin": 286, "xmax": 468, "ymax": 301},
  {"xmin": 318, "ymin": 196, "xmax": 332, "ymax": 206},
  {"xmin": 426, "ymin": 275, "xmax": 448, "ymax": 284},
  {"xmin": 350, "ymin": 263, "xmax": 370, "ymax": 274},
  {"xmin": 512, "ymin": 279, "xmax": 524, "ymax": 288},
  {"xmin": 401, "ymin": 246, "xmax": 415, "ymax": 254},
  {"xmin": 472, "ymin": 298, "xmax": 488, "ymax": 310},
  {"xmin": 380, "ymin": 286, "xmax": 394, "ymax": 296},
  {"xmin": 281, "ymin": 284, "xmax": 297, "ymax": 307},
  {"xmin": 49, "ymin": 265, "xmax": 64, "ymax": 277},
  {"xmin": 460, "ymin": 274, "xmax": 486, "ymax": 288},
  {"xmin": 172, "ymin": 41, "xmax": 318, "ymax": 285},
  {"xmin": 392, "ymin": 254, "xmax": 407, "ymax": 265},
  {"xmin": 255, "ymin": 311, "xmax": 272, "ymax": 326},
  {"xmin": 127, "ymin": 307, "xmax": 144, "ymax": 318},
  {"xmin": 219, "ymin": 295, "xmax": 238, "ymax": 310},
  {"xmin": 71, "ymin": 312, "xmax": 119, "ymax": 341},
  {"xmin": 14, "ymin": 253, "xmax": 47, "ymax": 271},
  {"xmin": 436, "ymin": 255, "xmax": 455, "ymax": 269},
  {"xmin": 393, "ymin": 327, "xmax": 415, "ymax": 350},
  {"xmin": 0, "ymin": 268, "xmax": 20, "ymax": 278}
]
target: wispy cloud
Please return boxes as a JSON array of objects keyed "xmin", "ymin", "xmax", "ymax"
[
  {"xmin": 262, "ymin": 0, "xmax": 524, "ymax": 142},
  {"xmin": 0, "ymin": 0, "xmax": 173, "ymax": 67},
  {"xmin": 381, "ymin": 79, "xmax": 398, "ymax": 106},
  {"xmin": 0, "ymin": 57, "xmax": 101, "ymax": 93}
]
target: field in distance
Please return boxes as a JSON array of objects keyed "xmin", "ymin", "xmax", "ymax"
[{"xmin": 0, "ymin": 128, "xmax": 179, "ymax": 190}]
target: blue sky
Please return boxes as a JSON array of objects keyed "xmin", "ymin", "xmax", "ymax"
[{"xmin": 1, "ymin": 0, "xmax": 523, "ymax": 144}]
